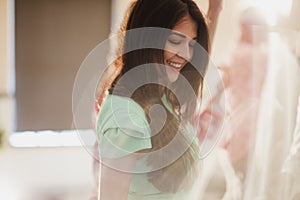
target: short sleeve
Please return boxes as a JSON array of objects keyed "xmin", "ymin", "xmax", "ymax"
[{"xmin": 96, "ymin": 95, "xmax": 152, "ymax": 158}]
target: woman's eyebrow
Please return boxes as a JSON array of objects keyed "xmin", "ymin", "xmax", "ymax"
[{"xmin": 170, "ymin": 32, "xmax": 197, "ymax": 40}]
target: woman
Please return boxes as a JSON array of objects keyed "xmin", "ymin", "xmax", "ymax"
[{"xmin": 94, "ymin": 0, "xmax": 221, "ymax": 199}]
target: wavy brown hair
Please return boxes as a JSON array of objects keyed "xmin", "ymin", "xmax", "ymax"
[{"xmin": 107, "ymin": 0, "xmax": 210, "ymax": 193}]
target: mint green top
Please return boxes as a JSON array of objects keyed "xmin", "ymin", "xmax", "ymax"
[
  {"xmin": 96, "ymin": 94, "xmax": 152, "ymax": 158},
  {"xmin": 96, "ymin": 94, "xmax": 200, "ymax": 200}
]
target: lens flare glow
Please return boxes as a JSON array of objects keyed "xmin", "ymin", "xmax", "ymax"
[{"xmin": 251, "ymin": 0, "xmax": 293, "ymax": 25}]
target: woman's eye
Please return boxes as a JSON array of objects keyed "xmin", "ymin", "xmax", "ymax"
[{"xmin": 168, "ymin": 39, "xmax": 181, "ymax": 45}]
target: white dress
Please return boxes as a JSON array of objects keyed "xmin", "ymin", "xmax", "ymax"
[{"xmin": 243, "ymin": 33, "xmax": 300, "ymax": 200}]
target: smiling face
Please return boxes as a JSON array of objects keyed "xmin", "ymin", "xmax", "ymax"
[{"xmin": 164, "ymin": 15, "xmax": 198, "ymax": 82}]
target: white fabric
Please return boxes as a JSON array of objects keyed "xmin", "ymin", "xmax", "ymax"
[
  {"xmin": 243, "ymin": 33, "xmax": 300, "ymax": 200},
  {"xmin": 218, "ymin": 149, "xmax": 242, "ymax": 200},
  {"xmin": 282, "ymin": 95, "xmax": 300, "ymax": 199}
]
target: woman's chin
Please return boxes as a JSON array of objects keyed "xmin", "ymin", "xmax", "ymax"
[{"xmin": 166, "ymin": 67, "xmax": 179, "ymax": 83}]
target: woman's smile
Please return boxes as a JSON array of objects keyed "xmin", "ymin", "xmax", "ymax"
[{"xmin": 166, "ymin": 60, "xmax": 185, "ymax": 72}]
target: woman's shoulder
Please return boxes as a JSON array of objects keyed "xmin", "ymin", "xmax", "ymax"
[
  {"xmin": 96, "ymin": 94, "xmax": 150, "ymax": 134},
  {"xmin": 96, "ymin": 94, "xmax": 152, "ymax": 158},
  {"xmin": 100, "ymin": 94, "xmax": 145, "ymax": 115}
]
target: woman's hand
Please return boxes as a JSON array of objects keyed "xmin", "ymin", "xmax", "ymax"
[{"xmin": 193, "ymin": 102, "xmax": 224, "ymax": 143}]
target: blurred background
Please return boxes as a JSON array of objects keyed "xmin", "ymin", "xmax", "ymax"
[{"xmin": 0, "ymin": 0, "xmax": 300, "ymax": 199}]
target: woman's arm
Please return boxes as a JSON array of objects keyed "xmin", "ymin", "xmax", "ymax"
[
  {"xmin": 207, "ymin": 0, "xmax": 223, "ymax": 44},
  {"xmin": 99, "ymin": 154, "xmax": 138, "ymax": 200}
]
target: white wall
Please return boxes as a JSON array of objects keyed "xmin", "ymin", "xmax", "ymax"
[{"xmin": 0, "ymin": 145, "xmax": 94, "ymax": 200}]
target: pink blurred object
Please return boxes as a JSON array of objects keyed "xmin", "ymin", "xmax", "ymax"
[{"xmin": 218, "ymin": 39, "xmax": 269, "ymax": 163}]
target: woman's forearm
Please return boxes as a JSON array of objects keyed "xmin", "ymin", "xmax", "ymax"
[{"xmin": 207, "ymin": 0, "xmax": 223, "ymax": 44}]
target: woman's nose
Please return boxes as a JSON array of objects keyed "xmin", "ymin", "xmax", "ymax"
[{"xmin": 177, "ymin": 43, "xmax": 192, "ymax": 61}]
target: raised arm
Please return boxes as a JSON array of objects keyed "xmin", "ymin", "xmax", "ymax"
[{"xmin": 207, "ymin": 0, "xmax": 223, "ymax": 44}]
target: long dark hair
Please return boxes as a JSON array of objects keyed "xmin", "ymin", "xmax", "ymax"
[{"xmin": 108, "ymin": 0, "xmax": 210, "ymax": 192}]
